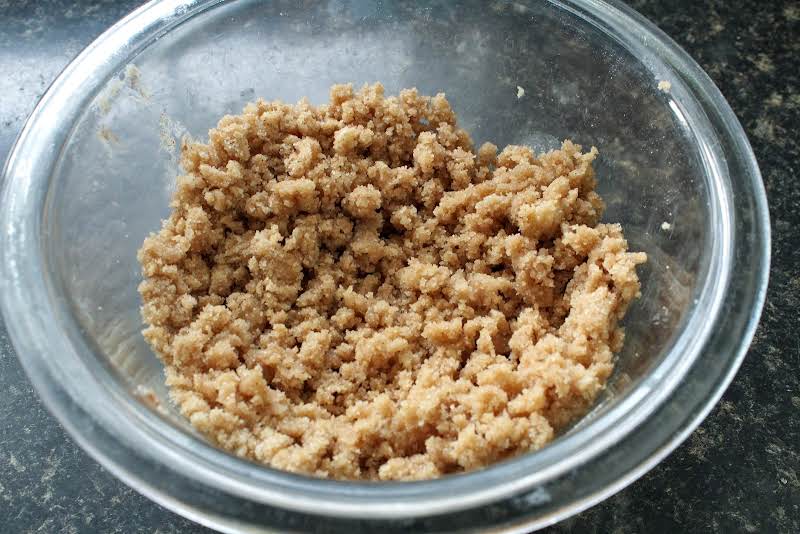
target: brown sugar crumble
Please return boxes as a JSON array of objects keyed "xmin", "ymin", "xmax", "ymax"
[{"xmin": 138, "ymin": 83, "xmax": 646, "ymax": 480}]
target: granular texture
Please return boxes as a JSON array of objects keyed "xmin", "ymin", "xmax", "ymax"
[{"xmin": 138, "ymin": 83, "xmax": 646, "ymax": 480}]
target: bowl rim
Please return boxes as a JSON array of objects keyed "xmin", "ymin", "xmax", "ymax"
[{"xmin": 0, "ymin": 0, "xmax": 770, "ymax": 531}]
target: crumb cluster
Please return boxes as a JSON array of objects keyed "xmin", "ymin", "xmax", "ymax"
[{"xmin": 138, "ymin": 83, "xmax": 646, "ymax": 480}]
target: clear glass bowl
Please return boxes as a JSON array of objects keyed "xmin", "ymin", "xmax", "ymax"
[{"xmin": 0, "ymin": 0, "xmax": 769, "ymax": 532}]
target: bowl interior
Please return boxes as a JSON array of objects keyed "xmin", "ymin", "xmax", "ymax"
[{"xmin": 46, "ymin": 0, "xmax": 707, "ymax": 457}]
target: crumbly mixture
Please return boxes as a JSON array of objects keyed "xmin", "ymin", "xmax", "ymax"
[{"xmin": 138, "ymin": 83, "xmax": 646, "ymax": 480}]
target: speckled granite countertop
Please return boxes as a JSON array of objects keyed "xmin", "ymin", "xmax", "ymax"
[{"xmin": 0, "ymin": 0, "xmax": 797, "ymax": 532}]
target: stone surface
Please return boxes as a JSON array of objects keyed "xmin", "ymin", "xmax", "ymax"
[{"xmin": 0, "ymin": 0, "xmax": 797, "ymax": 532}]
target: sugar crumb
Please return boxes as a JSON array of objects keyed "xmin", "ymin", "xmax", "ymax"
[{"xmin": 138, "ymin": 83, "xmax": 646, "ymax": 481}]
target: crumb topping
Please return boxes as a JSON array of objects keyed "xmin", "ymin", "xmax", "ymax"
[{"xmin": 138, "ymin": 83, "xmax": 646, "ymax": 480}]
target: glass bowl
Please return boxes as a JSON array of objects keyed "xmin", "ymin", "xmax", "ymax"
[{"xmin": 0, "ymin": 0, "xmax": 769, "ymax": 532}]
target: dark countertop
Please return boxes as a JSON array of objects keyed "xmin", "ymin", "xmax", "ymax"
[{"xmin": 0, "ymin": 0, "xmax": 797, "ymax": 532}]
